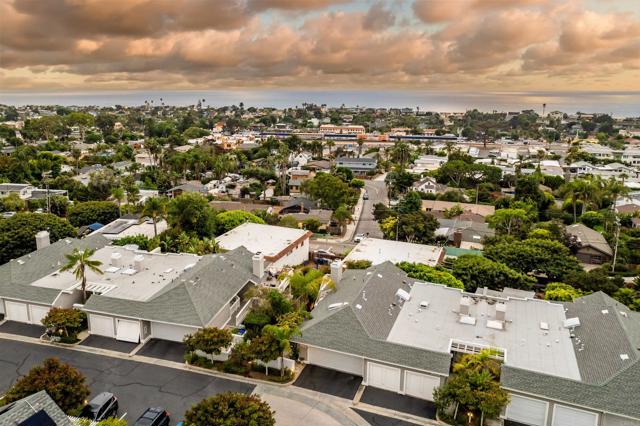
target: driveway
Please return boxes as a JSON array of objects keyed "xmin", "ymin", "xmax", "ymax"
[
  {"xmin": 353, "ymin": 179, "xmax": 388, "ymax": 240},
  {"xmin": 360, "ymin": 387, "xmax": 436, "ymax": 419},
  {"xmin": 79, "ymin": 335, "xmax": 138, "ymax": 354},
  {"xmin": 352, "ymin": 408, "xmax": 424, "ymax": 426},
  {"xmin": 294, "ymin": 365, "xmax": 362, "ymax": 400},
  {"xmin": 0, "ymin": 321, "xmax": 45, "ymax": 338},
  {"xmin": 0, "ymin": 339, "xmax": 254, "ymax": 425},
  {"xmin": 138, "ymin": 339, "xmax": 187, "ymax": 363}
]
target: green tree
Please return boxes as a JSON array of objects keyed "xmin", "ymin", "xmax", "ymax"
[
  {"xmin": 397, "ymin": 191, "xmax": 422, "ymax": 214},
  {"xmin": 397, "ymin": 262, "xmax": 464, "ymax": 289},
  {"xmin": 485, "ymin": 238, "xmax": 581, "ymax": 281},
  {"xmin": 142, "ymin": 196, "xmax": 168, "ymax": 237},
  {"xmin": 184, "ymin": 327, "xmax": 233, "ymax": 355},
  {"xmin": 167, "ymin": 193, "xmax": 216, "ymax": 236},
  {"xmin": 263, "ymin": 311, "xmax": 304, "ymax": 376},
  {"xmin": 486, "ymin": 208, "xmax": 531, "ymax": 236},
  {"xmin": 302, "ymin": 173, "xmax": 356, "ymax": 209},
  {"xmin": 332, "ymin": 205, "xmax": 352, "ymax": 235},
  {"xmin": 110, "ymin": 186, "xmax": 125, "ymax": 217},
  {"xmin": 544, "ymin": 282, "xmax": 584, "ymax": 302},
  {"xmin": 2, "ymin": 192, "xmax": 26, "ymax": 212},
  {"xmin": 249, "ymin": 332, "xmax": 282, "ymax": 375},
  {"xmin": 433, "ymin": 350, "xmax": 509, "ymax": 423},
  {"xmin": 451, "ymin": 255, "xmax": 536, "ymax": 292},
  {"xmin": 1, "ymin": 358, "xmax": 90, "ymax": 415},
  {"xmin": 290, "ymin": 268, "xmax": 335, "ymax": 310},
  {"xmin": 184, "ymin": 392, "xmax": 275, "ymax": 426},
  {"xmin": 60, "ymin": 248, "xmax": 103, "ymax": 303},
  {"xmin": 278, "ymin": 215, "xmax": 300, "ymax": 229},
  {"xmin": 68, "ymin": 201, "xmax": 119, "ymax": 227},
  {"xmin": 41, "ymin": 308, "xmax": 86, "ymax": 340},
  {"xmin": 214, "ymin": 210, "xmax": 266, "ymax": 235},
  {"xmin": 0, "ymin": 212, "xmax": 76, "ymax": 264}
]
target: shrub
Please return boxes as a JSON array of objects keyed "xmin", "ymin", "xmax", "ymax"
[
  {"xmin": 185, "ymin": 392, "xmax": 275, "ymax": 426},
  {"xmin": 345, "ymin": 259, "xmax": 372, "ymax": 269},
  {"xmin": 67, "ymin": 201, "xmax": 119, "ymax": 227}
]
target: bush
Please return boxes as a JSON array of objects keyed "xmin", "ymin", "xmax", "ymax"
[
  {"xmin": 302, "ymin": 218, "xmax": 322, "ymax": 233},
  {"xmin": 350, "ymin": 178, "xmax": 365, "ymax": 188},
  {"xmin": 214, "ymin": 210, "xmax": 265, "ymax": 235},
  {"xmin": 184, "ymin": 327, "xmax": 232, "ymax": 355},
  {"xmin": 397, "ymin": 262, "xmax": 464, "ymax": 289},
  {"xmin": 185, "ymin": 392, "xmax": 275, "ymax": 426},
  {"xmin": 67, "ymin": 201, "xmax": 119, "ymax": 227},
  {"xmin": 345, "ymin": 260, "xmax": 372, "ymax": 269},
  {"xmin": 544, "ymin": 282, "xmax": 583, "ymax": 301},
  {"xmin": 41, "ymin": 308, "xmax": 86, "ymax": 340},
  {"xmin": 451, "ymin": 254, "xmax": 536, "ymax": 292}
]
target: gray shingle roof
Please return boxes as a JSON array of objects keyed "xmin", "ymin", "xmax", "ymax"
[
  {"xmin": 0, "ymin": 234, "xmax": 110, "ymax": 304},
  {"xmin": 0, "ymin": 390, "xmax": 73, "ymax": 426},
  {"xmin": 83, "ymin": 246, "xmax": 257, "ymax": 327},
  {"xmin": 503, "ymin": 291, "xmax": 640, "ymax": 419},
  {"xmin": 566, "ymin": 223, "xmax": 613, "ymax": 256},
  {"xmin": 563, "ymin": 292, "xmax": 640, "ymax": 384},
  {"xmin": 296, "ymin": 262, "xmax": 452, "ymax": 375}
]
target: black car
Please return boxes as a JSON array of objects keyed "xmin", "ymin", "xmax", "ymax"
[
  {"xmin": 81, "ymin": 392, "xmax": 119, "ymax": 421},
  {"xmin": 134, "ymin": 407, "xmax": 170, "ymax": 426}
]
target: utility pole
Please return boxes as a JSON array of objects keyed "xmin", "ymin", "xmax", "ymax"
[{"xmin": 612, "ymin": 217, "xmax": 620, "ymax": 273}]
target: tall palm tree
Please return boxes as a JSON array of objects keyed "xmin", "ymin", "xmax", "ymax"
[
  {"xmin": 111, "ymin": 187, "xmax": 125, "ymax": 217},
  {"xmin": 60, "ymin": 248, "xmax": 103, "ymax": 303},
  {"xmin": 142, "ymin": 196, "xmax": 168, "ymax": 237}
]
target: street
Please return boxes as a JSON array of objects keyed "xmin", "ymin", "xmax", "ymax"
[
  {"xmin": 0, "ymin": 339, "xmax": 253, "ymax": 425},
  {"xmin": 353, "ymin": 179, "xmax": 388, "ymax": 241}
]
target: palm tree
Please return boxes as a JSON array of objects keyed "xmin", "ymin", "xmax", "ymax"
[
  {"xmin": 60, "ymin": 248, "xmax": 103, "ymax": 303},
  {"xmin": 357, "ymin": 139, "xmax": 364, "ymax": 158},
  {"xmin": 325, "ymin": 139, "xmax": 335, "ymax": 157},
  {"xmin": 71, "ymin": 148, "xmax": 82, "ymax": 175},
  {"xmin": 111, "ymin": 187, "xmax": 125, "ymax": 217},
  {"xmin": 142, "ymin": 196, "xmax": 168, "ymax": 237}
]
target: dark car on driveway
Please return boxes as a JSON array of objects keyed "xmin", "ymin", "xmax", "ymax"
[
  {"xmin": 134, "ymin": 407, "xmax": 170, "ymax": 426},
  {"xmin": 80, "ymin": 392, "xmax": 119, "ymax": 421}
]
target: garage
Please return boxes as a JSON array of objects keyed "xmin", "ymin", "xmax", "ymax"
[
  {"xmin": 30, "ymin": 305, "xmax": 50, "ymax": 325},
  {"xmin": 366, "ymin": 362, "xmax": 401, "ymax": 392},
  {"xmin": 307, "ymin": 347, "xmax": 364, "ymax": 376},
  {"xmin": 506, "ymin": 395, "xmax": 548, "ymax": 426},
  {"xmin": 5, "ymin": 301, "xmax": 29, "ymax": 323},
  {"xmin": 404, "ymin": 371, "xmax": 440, "ymax": 401},
  {"xmin": 89, "ymin": 314, "xmax": 115, "ymax": 338},
  {"xmin": 116, "ymin": 319, "xmax": 140, "ymax": 343},
  {"xmin": 552, "ymin": 405, "xmax": 598, "ymax": 426},
  {"xmin": 151, "ymin": 322, "xmax": 194, "ymax": 342}
]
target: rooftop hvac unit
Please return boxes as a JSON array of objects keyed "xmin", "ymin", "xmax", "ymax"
[
  {"xmin": 395, "ymin": 288, "xmax": 411, "ymax": 302},
  {"xmin": 460, "ymin": 315, "xmax": 477, "ymax": 325},
  {"xmin": 133, "ymin": 254, "xmax": 145, "ymax": 272},
  {"xmin": 563, "ymin": 317, "xmax": 581, "ymax": 328},
  {"xmin": 110, "ymin": 252, "xmax": 122, "ymax": 267},
  {"xmin": 495, "ymin": 302, "xmax": 507, "ymax": 321},
  {"xmin": 459, "ymin": 297, "xmax": 472, "ymax": 315}
]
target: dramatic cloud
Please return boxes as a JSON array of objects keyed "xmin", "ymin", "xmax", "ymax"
[{"xmin": 0, "ymin": 0, "xmax": 638, "ymax": 90}]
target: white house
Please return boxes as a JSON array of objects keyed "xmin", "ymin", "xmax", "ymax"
[
  {"xmin": 215, "ymin": 223, "xmax": 311, "ymax": 273},
  {"xmin": 343, "ymin": 237, "xmax": 444, "ymax": 266}
]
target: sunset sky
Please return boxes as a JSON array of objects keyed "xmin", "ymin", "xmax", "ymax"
[{"xmin": 1, "ymin": 0, "xmax": 639, "ymax": 92}]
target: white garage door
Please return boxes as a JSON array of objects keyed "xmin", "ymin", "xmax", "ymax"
[
  {"xmin": 116, "ymin": 319, "xmax": 140, "ymax": 343},
  {"xmin": 367, "ymin": 362, "xmax": 401, "ymax": 392},
  {"xmin": 506, "ymin": 395, "xmax": 547, "ymax": 426},
  {"xmin": 5, "ymin": 301, "xmax": 29, "ymax": 322},
  {"xmin": 553, "ymin": 405, "xmax": 598, "ymax": 426},
  {"xmin": 30, "ymin": 305, "xmax": 50, "ymax": 325},
  {"xmin": 151, "ymin": 322, "xmax": 194, "ymax": 342},
  {"xmin": 307, "ymin": 347, "xmax": 364, "ymax": 376},
  {"xmin": 89, "ymin": 314, "xmax": 115, "ymax": 338},
  {"xmin": 404, "ymin": 371, "xmax": 440, "ymax": 401}
]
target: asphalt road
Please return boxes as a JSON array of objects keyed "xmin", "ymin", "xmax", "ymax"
[
  {"xmin": 353, "ymin": 179, "xmax": 388, "ymax": 241},
  {"xmin": 0, "ymin": 339, "xmax": 254, "ymax": 425}
]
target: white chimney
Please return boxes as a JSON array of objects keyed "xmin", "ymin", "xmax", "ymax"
[
  {"xmin": 460, "ymin": 297, "xmax": 472, "ymax": 316},
  {"xmin": 35, "ymin": 231, "xmax": 50, "ymax": 250},
  {"xmin": 110, "ymin": 252, "xmax": 122, "ymax": 267},
  {"xmin": 495, "ymin": 302, "xmax": 507, "ymax": 321},
  {"xmin": 330, "ymin": 260, "xmax": 343, "ymax": 284},
  {"xmin": 134, "ymin": 254, "xmax": 145, "ymax": 272},
  {"xmin": 252, "ymin": 253, "xmax": 264, "ymax": 277}
]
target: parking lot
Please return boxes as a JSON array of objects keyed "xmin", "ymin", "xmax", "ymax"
[{"xmin": 0, "ymin": 339, "xmax": 254, "ymax": 425}]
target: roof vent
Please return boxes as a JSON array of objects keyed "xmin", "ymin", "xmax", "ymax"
[
  {"xmin": 563, "ymin": 317, "xmax": 581, "ymax": 328},
  {"xmin": 420, "ymin": 301, "xmax": 429, "ymax": 309},
  {"xmin": 540, "ymin": 322, "xmax": 549, "ymax": 330},
  {"xmin": 460, "ymin": 315, "xmax": 476, "ymax": 325},
  {"xmin": 601, "ymin": 309, "xmax": 609, "ymax": 315},
  {"xmin": 328, "ymin": 302, "xmax": 348, "ymax": 311},
  {"xmin": 620, "ymin": 354, "xmax": 630, "ymax": 360},
  {"xmin": 487, "ymin": 320, "xmax": 504, "ymax": 330},
  {"xmin": 395, "ymin": 288, "xmax": 411, "ymax": 302}
]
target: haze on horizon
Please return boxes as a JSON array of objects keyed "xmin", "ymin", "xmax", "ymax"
[{"xmin": 0, "ymin": 0, "xmax": 639, "ymax": 93}]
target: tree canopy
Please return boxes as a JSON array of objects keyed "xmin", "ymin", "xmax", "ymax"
[
  {"xmin": 67, "ymin": 201, "xmax": 119, "ymax": 227},
  {"xmin": 184, "ymin": 327, "xmax": 233, "ymax": 355},
  {"xmin": 451, "ymin": 254, "xmax": 536, "ymax": 292},
  {"xmin": 301, "ymin": 173, "xmax": 357, "ymax": 209},
  {"xmin": 397, "ymin": 262, "xmax": 464, "ymax": 289},
  {"xmin": 0, "ymin": 212, "xmax": 76, "ymax": 264},
  {"xmin": 214, "ymin": 210, "xmax": 266, "ymax": 235},
  {"xmin": 184, "ymin": 392, "xmax": 275, "ymax": 426}
]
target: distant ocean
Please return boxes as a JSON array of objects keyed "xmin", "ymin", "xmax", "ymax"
[{"xmin": 0, "ymin": 90, "xmax": 638, "ymax": 117}]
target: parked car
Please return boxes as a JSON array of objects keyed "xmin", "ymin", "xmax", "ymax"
[
  {"xmin": 354, "ymin": 233, "xmax": 365, "ymax": 243},
  {"xmin": 134, "ymin": 407, "xmax": 170, "ymax": 426},
  {"xmin": 80, "ymin": 392, "xmax": 119, "ymax": 422},
  {"xmin": 363, "ymin": 192, "xmax": 369, "ymax": 200}
]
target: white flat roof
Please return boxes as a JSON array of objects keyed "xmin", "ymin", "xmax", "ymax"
[
  {"xmin": 387, "ymin": 282, "xmax": 581, "ymax": 380},
  {"xmin": 216, "ymin": 223, "xmax": 309, "ymax": 258},
  {"xmin": 344, "ymin": 238, "xmax": 443, "ymax": 266},
  {"xmin": 94, "ymin": 218, "xmax": 168, "ymax": 240},
  {"xmin": 30, "ymin": 246, "xmax": 201, "ymax": 302}
]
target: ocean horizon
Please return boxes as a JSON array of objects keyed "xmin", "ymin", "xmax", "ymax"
[{"xmin": 1, "ymin": 89, "xmax": 638, "ymax": 117}]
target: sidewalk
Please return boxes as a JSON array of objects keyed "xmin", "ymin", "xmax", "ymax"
[{"xmin": 339, "ymin": 187, "xmax": 365, "ymax": 243}]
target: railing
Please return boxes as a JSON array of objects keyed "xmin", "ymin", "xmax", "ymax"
[{"xmin": 235, "ymin": 298, "xmax": 255, "ymax": 326}]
